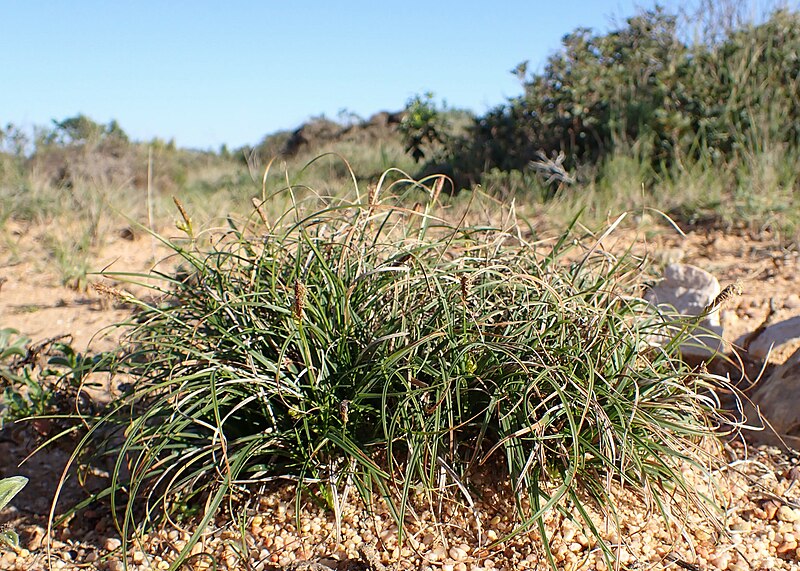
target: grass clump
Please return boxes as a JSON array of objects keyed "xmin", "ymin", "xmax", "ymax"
[{"xmin": 68, "ymin": 172, "xmax": 738, "ymax": 569}]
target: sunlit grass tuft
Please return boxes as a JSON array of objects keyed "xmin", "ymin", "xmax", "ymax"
[{"xmin": 62, "ymin": 167, "xmax": 740, "ymax": 569}]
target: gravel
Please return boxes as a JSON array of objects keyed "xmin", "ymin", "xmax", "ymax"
[{"xmin": 1, "ymin": 441, "xmax": 799, "ymax": 570}]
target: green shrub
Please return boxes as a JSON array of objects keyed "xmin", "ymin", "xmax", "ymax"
[
  {"xmin": 449, "ymin": 6, "xmax": 800, "ymax": 188},
  {"xmin": 399, "ymin": 92, "xmax": 448, "ymax": 163},
  {"xmin": 0, "ymin": 328, "xmax": 108, "ymax": 426},
  {"xmin": 0, "ymin": 476, "xmax": 28, "ymax": 549},
  {"xmin": 68, "ymin": 174, "xmax": 738, "ymax": 569}
]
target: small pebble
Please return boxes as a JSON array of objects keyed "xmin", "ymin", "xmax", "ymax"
[
  {"xmin": 709, "ymin": 551, "xmax": 730, "ymax": 570},
  {"xmin": 784, "ymin": 294, "xmax": 800, "ymax": 309},
  {"xmin": 776, "ymin": 535, "xmax": 798, "ymax": 554},
  {"xmin": 763, "ymin": 500, "xmax": 781, "ymax": 520},
  {"xmin": 26, "ymin": 526, "xmax": 44, "ymax": 551},
  {"xmin": 695, "ymin": 529, "xmax": 712, "ymax": 541},
  {"xmin": 104, "ymin": 538, "xmax": 122, "ymax": 551},
  {"xmin": 431, "ymin": 546, "xmax": 447, "ymax": 561},
  {"xmin": 730, "ymin": 521, "xmax": 752, "ymax": 532}
]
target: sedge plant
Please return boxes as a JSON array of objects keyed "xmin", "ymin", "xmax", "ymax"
[{"xmin": 57, "ymin": 166, "xmax": 740, "ymax": 570}]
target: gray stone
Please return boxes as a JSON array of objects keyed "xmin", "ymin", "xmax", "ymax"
[
  {"xmin": 736, "ymin": 315, "xmax": 800, "ymax": 360},
  {"xmin": 746, "ymin": 345, "xmax": 800, "ymax": 448},
  {"xmin": 645, "ymin": 263, "xmax": 723, "ymax": 357}
]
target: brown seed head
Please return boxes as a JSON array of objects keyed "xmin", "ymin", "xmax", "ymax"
[
  {"xmin": 251, "ymin": 197, "xmax": 270, "ymax": 229},
  {"xmin": 293, "ymin": 280, "xmax": 307, "ymax": 320},
  {"xmin": 92, "ymin": 282, "xmax": 135, "ymax": 303},
  {"xmin": 431, "ymin": 177, "xmax": 444, "ymax": 204},
  {"xmin": 460, "ymin": 274, "xmax": 471, "ymax": 303},
  {"xmin": 173, "ymin": 197, "xmax": 193, "ymax": 235},
  {"xmin": 706, "ymin": 280, "xmax": 743, "ymax": 313}
]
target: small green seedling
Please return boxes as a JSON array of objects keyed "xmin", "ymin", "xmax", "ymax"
[{"xmin": 0, "ymin": 476, "xmax": 28, "ymax": 549}]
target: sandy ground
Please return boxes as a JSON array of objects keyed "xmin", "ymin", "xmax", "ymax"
[{"xmin": 1, "ymin": 217, "xmax": 800, "ymax": 570}]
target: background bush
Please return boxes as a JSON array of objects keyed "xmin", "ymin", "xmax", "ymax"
[{"xmin": 443, "ymin": 6, "xmax": 800, "ymax": 184}]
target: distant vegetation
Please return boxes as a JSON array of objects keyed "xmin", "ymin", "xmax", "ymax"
[
  {"xmin": 415, "ymin": 4, "xmax": 800, "ymax": 237},
  {"xmin": 1, "ymin": 2, "xmax": 798, "ymax": 240},
  {"xmin": 445, "ymin": 7, "xmax": 800, "ymax": 178}
]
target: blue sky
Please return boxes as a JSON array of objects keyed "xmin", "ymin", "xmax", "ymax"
[{"xmin": 3, "ymin": 1, "xmax": 704, "ymax": 150}]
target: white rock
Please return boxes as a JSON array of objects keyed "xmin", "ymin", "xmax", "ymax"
[
  {"xmin": 709, "ymin": 551, "xmax": 731, "ymax": 570},
  {"xmin": 104, "ymin": 538, "xmax": 122, "ymax": 551},
  {"xmin": 429, "ymin": 546, "xmax": 447, "ymax": 562},
  {"xmin": 735, "ymin": 316, "xmax": 800, "ymax": 360},
  {"xmin": 785, "ymin": 294, "xmax": 800, "ymax": 309},
  {"xmin": 778, "ymin": 506, "xmax": 800, "ymax": 523},
  {"xmin": 644, "ymin": 263, "xmax": 723, "ymax": 357}
]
